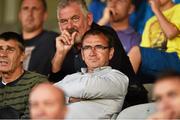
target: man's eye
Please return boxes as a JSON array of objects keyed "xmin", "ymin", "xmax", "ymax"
[
  {"xmin": 7, "ymin": 48, "xmax": 15, "ymax": 52},
  {"xmin": 95, "ymin": 45, "xmax": 105, "ymax": 49},
  {"xmin": 82, "ymin": 46, "xmax": 91, "ymax": 50},
  {"xmin": 72, "ymin": 16, "xmax": 80, "ymax": 22},
  {"xmin": 59, "ymin": 19, "xmax": 68, "ymax": 24}
]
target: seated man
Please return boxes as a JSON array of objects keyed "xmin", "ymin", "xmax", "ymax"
[
  {"xmin": 55, "ymin": 27, "xmax": 129, "ymax": 119},
  {"xmin": 147, "ymin": 71, "xmax": 180, "ymax": 120},
  {"xmin": 128, "ymin": 0, "xmax": 180, "ymax": 78},
  {"xmin": 29, "ymin": 83, "xmax": 67, "ymax": 120},
  {"xmin": 98, "ymin": 0, "xmax": 141, "ymax": 53},
  {"xmin": 0, "ymin": 32, "xmax": 48, "ymax": 119}
]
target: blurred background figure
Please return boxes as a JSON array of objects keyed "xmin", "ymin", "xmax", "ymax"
[
  {"xmin": 18, "ymin": 0, "xmax": 58, "ymax": 77},
  {"xmin": 29, "ymin": 83, "xmax": 67, "ymax": 120},
  {"xmin": 147, "ymin": 71, "xmax": 180, "ymax": 120},
  {"xmin": 98, "ymin": 0, "xmax": 141, "ymax": 53}
]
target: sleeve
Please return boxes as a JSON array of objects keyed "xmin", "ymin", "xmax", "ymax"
[
  {"xmin": 171, "ymin": 5, "xmax": 180, "ymax": 30},
  {"xmin": 81, "ymin": 71, "xmax": 129, "ymax": 99},
  {"xmin": 20, "ymin": 101, "xmax": 30, "ymax": 119},
  {"xmin": 140, "ymin": 20, "xmax": 151, "ymax": 47}
]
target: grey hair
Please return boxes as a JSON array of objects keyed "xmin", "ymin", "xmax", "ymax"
[{"xmin": 57, "ymin": 0, "xmax": 88, "ymax": 19}]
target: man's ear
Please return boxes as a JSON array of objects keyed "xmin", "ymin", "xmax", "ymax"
[
  {"xmin": 43, "ymin": 11, "xmax": 48, "ymax": 22},
  {"xmin": 109, "ymin": 48, "xmax": 114, "ymax": 60},
  {"xmin": 20, "ymin": 52, "xmax": 25, "ymax": 63},
  {"xmin": 128, "ymin": 4, "xmax": 135, "ymax": 15},
  {"xmin": 18, "ymin": 11, "xmax": 22, "ymax": 22},
  {"xmin": 81, "ymin": 50, "xmax": 85, "ymax": 61},
  {"xmin": 87, "ymin": 12, "xmax": 93, "ymax": 26}
]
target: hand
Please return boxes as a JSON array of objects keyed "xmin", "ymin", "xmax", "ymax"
[
  {"xmin": 69, "ymin": 97, "xmax": 82, "ymax": 103},
  {"xmin": 98, "ymin": 7, "xmax": 113, "ymax": 25},
  {"xmin": 148, "ymin": 0, "xmax": 160, "ymax": 13},
  {"xmin": 56, "ymin": 30, "xmax": 77, "ymax": 55}
]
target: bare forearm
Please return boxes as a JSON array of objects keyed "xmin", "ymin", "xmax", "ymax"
[
  {"xmin": 154, "ymin": 8, "xmax": 179, "ymax": 39},
  {"xmin": 51, "ymin": 51, "xmax": 66, "ymax": 73},
  {"xmin": 98, "ymin": 7, "xmax": 110, "ymax": 26}
]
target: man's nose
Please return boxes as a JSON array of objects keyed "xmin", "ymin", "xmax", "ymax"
[
  {"xmin": 27, "ymin": 9, "xmax": 33, "ymax": 17},
  {"xmin": 0, "ymin": 51, "xmax": 8, "ymax": 57},
  {"xmin": 89, "ymin": 47, "xmax": 97, "ymax": 56},
  {"xmin": 66, "ymin": 20, "xmax": 74, "ymax": 29}
]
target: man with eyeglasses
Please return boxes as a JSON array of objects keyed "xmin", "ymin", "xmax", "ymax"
[
  {"xmin": 51, "ymin": 0, "xmax": 135, "ymax": 83},
  {"xmin": 55, "ymin": 27, "xmax": 129, "ymax": 119},
  {"xmin": 51, "ymin": 0, "xmax": 148, "ymax": 108}
]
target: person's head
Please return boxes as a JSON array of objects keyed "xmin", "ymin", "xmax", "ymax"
[
  {"xmin": 29, "ymin": 82, "xmax": 67, "ymax": 119},
  {"xmin": 107, "ymin": 0, "xmax": 135, "ymax": 23},
  {"xmin": 153, "ymin": 71, "xmax": 180, "ymax": 119},
  {"xmin": 81, "ymin": 27, "xmax": 114, "ymax": 72},
  {"xmin": 19, "ymin": 0, "xmax": 48, "ymax": 33},
  {"xmin": 0, "ymin": 32, "xmax": 25, "ymax": 73},
  {"xmin": 57, "ymin": 0, "xmax": 93, "ymax": 43}
]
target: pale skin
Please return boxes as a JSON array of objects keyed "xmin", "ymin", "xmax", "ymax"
[
  {"xmin": 128, "ymin": 0, "xmax": 180, "ymax": 73},
  {"xmin": 18, "ymin": 0, "xmax": 48, "ymax": 40},
  {"xmin": 52, "ymin": 2, "xmax": 93, "ymax": 73},
  {"xmin": 147, "ymin": 78, "xmax": 180, "ymax": 120},
  {"xmin": 29, "ymin": 83, "xmax": 67, "ymax": 119}
]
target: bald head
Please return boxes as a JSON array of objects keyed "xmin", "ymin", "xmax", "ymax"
[{"xmin": 29, "ymin": 82, "xmax": 67, "ymax": 119}]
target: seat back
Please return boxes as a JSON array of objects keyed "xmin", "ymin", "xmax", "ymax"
[{"xmin": 116, "ymin": 103, "xmax": 156, "ymax": 120}]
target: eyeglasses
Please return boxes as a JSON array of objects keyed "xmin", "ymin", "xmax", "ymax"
[
  {"xmin": 81, "ymin": 45, "xmax": 109, "ymax": 52},
  {"xmin": 58, "ymin": 15, "xmax": 80, "ymax": 25}
]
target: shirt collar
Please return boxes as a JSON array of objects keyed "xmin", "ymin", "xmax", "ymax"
[
  {"xmin": 117, "ymin": 26, "xmax": 135, "ymax": 34},
  {"xmin": 81, "ymin": 66, "xmax": 111, "ymax": 74},
  {"xmin": 0, "ymin": 71, "xmax": 26, "ymax": 87}
]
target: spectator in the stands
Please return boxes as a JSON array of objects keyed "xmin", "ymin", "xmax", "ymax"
[
  {"xmin": 147, "ymin": 71, "xmax": 180, "ymax": 120},
  {"xmin": 0, "ymin": 32, "xmax": 48, "ymax": 119},
  {"xmin": 55, "ymin": 27, "xmax": 129, "ymax": 119},
  {"xmin": 128, "ymin": 0, "xmax": 180, "ymax": 78},
  {"xmin": 29, "ymin": 83, "xmax": 67, "ymax": 120},
  {"xmin": 19, "ymin": 0, "xmax": 58, "ymax": 76},
  {"xmin": 98, "ymin": 0, "xmax": 141, "ymax": 53}
]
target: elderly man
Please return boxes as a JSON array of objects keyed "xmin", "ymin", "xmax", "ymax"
[
  {"xmin": 19, "ymin": 0, "xmax": 58, "ymax": 76},
  {"xmin": 55, "ymin": 27, "xmax": 129, "ymax": 119},
  {"xmin": 0, "ymin": 32, "xmax": 48, "ymax": 119},
  {"xmin": 51, "ymin": 0, "xmax": 135, "ymax": 84},
  {"xmin": 29, "ymin": 83, "xmax": 67, "ymax": 119},
  {"xmin": 147, "ymin": 71, "xmax": 180, "ymax": 119}
]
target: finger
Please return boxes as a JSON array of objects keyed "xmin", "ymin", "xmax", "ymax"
[
  {"xmin": 71, "ymin": 32, "xmax": 77, "ymax": 44},
  {"xmin": 62, "ymin": 30, "xmax": 71, "ymax": 45}
]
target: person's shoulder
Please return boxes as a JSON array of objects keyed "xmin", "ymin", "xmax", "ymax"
[
  {"xmin": 173, "ymin": 3, "xmax": 180, "ymax": 9},
  {"xmin": 42, "ymin": 30, "xmax": 59, "ymax": 38},
  {"xmin": 110, "ymin": 69, "xmax": 129, "ymax": 81},
  {"xmin": 23, "ymin": 71, "xmax": 48, "ymax": 81}
]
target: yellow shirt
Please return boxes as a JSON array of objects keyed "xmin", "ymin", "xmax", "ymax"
[{"xmin": 141, "ymin": 4, "xmax": 180, "ymax": 58}]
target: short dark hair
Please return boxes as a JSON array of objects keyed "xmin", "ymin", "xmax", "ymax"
[
  {"xmin": 20, "ymin": 0, "xmax": 47, "ymax": 11},
  {"xmin": 0, "ymin": 32, "xmax": 25, "ymax": 52},
  {"xmin": 155, "ymin": 70, "xmax": 180, "ymax": 83},
  {"xmin": 82, "ymin": 26, "xmax": 115, "ymax": 48}
]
